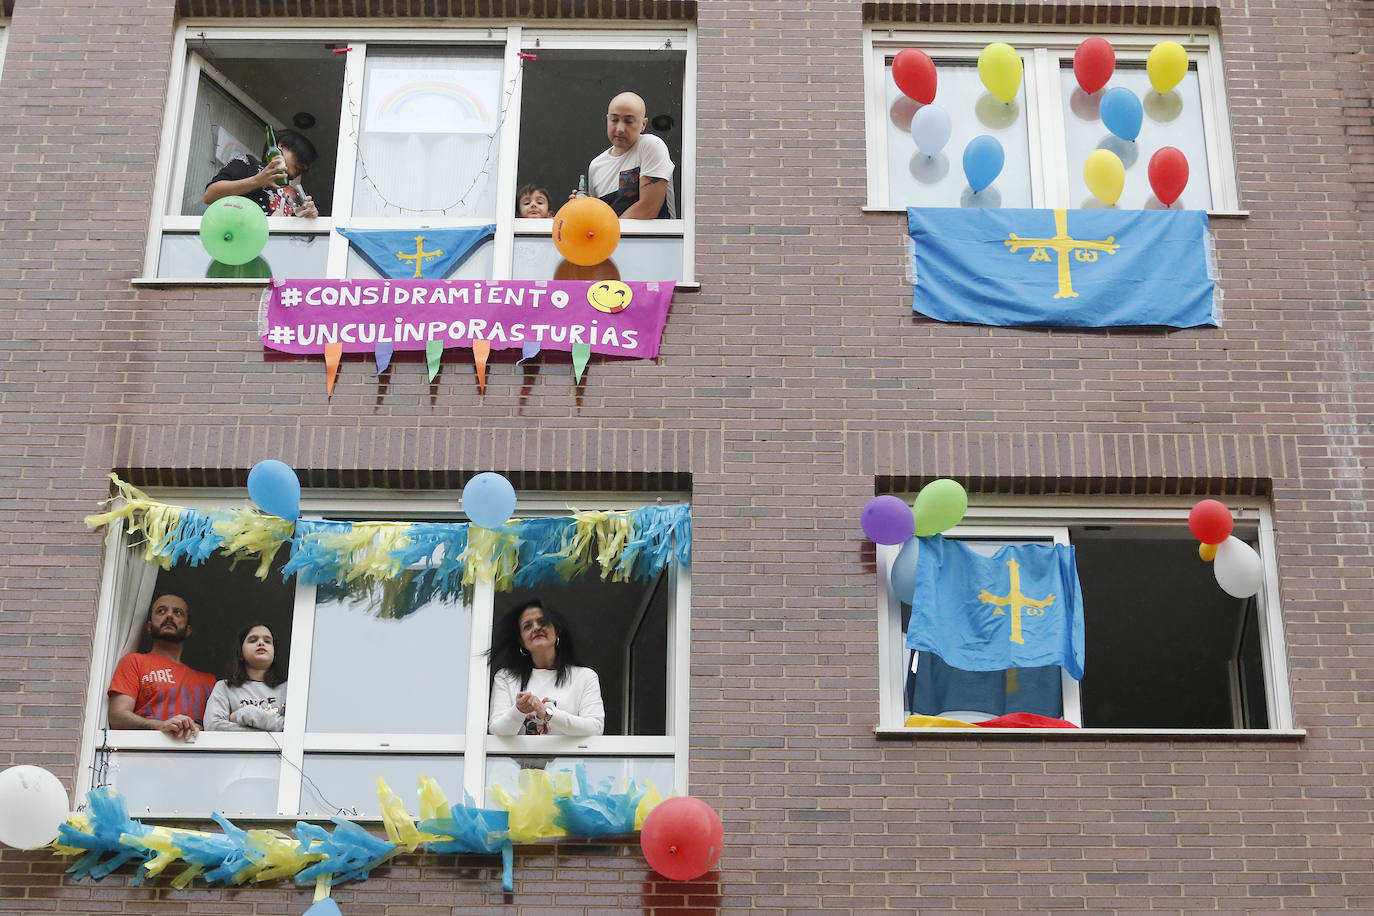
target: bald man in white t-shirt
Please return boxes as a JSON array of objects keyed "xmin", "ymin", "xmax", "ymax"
[{"xmin": 575, "ymin": 91, "xmax": 677, "ymax": 220}]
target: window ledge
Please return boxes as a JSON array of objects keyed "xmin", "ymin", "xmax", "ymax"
[{"xmin": 875, "ymin": 726, "xmax": 1304, "ymax": 740}]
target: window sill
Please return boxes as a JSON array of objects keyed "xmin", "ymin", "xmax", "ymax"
[
  {"xmin": 875, "ymin": 726, "xmax": 1305, "ymax": 740},
  {"xmin": 861, "ymin": 205, "xmax": 1251, "ymax": 219},
  {"xmin": 131, "ymin": 277, "xmax": 702, "ymax": 290},
  {"xmin": 100, "ymin": 729, "xmax": 280, "ymax": 750}
]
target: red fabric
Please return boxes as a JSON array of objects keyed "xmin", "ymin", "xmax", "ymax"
[
  {"xmin": 975, "ymin": 713, "xmax": 1078, "ymax": 729},
  {"xmin": 108, "ymin": 653, "xmax": 217, "ymax": 722}
]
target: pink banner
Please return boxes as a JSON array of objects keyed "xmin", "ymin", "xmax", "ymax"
[{"xmin": 259, "ymin": 279, "xmax": 675, "ymax": 359}]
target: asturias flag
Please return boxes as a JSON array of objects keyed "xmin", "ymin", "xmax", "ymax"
[
  {"xmin": 905, "ymin": 536, "xmax": 1086, "ymax": 680},
  {"xmin": 337, "ymin": 225, "xmax": 496, "ymax": 280},
  {"xmin": 906, "ymin": 207, "xmax": 1217, "ymax": 328}
]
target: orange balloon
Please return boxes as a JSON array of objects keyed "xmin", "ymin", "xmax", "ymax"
[
  {"xmin": 552, "ymin": 197, "xmax": 621, "ymax": 266},
  {"xmin": 1199, "ymin": 542, "xmax": 1218, "ymax": 562}
]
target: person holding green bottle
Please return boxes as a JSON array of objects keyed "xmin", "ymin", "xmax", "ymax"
[{"xmin": 204, "ymin": 127, "xmax": 320, "ymax": 218}]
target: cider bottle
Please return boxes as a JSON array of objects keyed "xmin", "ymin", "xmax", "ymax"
[
  {"xmin": 577, "ymin": 174, "xmax": 588, "ymax": 198},
  {"xmin": 264, "ymin": 125, "xmax": 287, "ymax": 188}
]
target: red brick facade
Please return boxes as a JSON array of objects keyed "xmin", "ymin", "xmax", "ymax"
[{"xmin": 1, "ymin": 0, "xmax": 1372, "ymax": 912}]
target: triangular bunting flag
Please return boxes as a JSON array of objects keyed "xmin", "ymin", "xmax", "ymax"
[
  {"xmin": 337, "ymin": 226, "xmax": 496, "ymax": 280},
  {"xmin": 426, "ymin": 339, "xmax": 443, "ymax": 382},
  {"xmin": 472, "ymin": 339, "xmax": 491, "ymax": 394},
  {"xmin": 374, "ymin": 341, "xmax": 393, "ymax": 376},
  {"xmin": 324, "ymin": 342, "xmax": 343, "ymax": 396},
  {"xmin": 517, "ymin": 340, "xmax": 540, "ymax": 365},
  {"xmin": 571, "ymin": 343, "xmax": 590, "ymax": 384}
]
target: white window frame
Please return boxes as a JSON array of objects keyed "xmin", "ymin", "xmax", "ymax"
[
  {"xmin": 142, "ymin": 22, "xmax": 696, "ymax": 285},
  {"xmin": 77, "ymin": 486, "xmax": 692, "ymax": 818},
  {"xmin": 863, "ymin": 26, "xmax": 1242, "ymax": 215},
  {"xmin": 0, "ymin": 25, "xmax": 8, "ymax": 81},
  {"xmin": 875, "ymin": 497, "xmax": 1297, "ymax": 737}
]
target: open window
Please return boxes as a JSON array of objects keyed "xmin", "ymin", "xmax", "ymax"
[
  {"xmin": 877, "ymin": 500, "xmax": 1292, "ymax": 733},
  {"xmin": 864, "ymin": 29, "xmax": 1240, "ymax": 212},
  {"xmin": 80, "ymin": 488, "xmax": 691, "ymax": 818},
  {"xmin": 146, "ymin": 24, "xmax": 695, "ymax": 284}
]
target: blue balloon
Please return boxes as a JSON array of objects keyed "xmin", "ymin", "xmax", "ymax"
[
  {"xmin": 247, "ymin": 459, "xmax": 300, "ymax": 522},
  {"xmin": 1100, "ymin": 86, "xmax": 1143, "ymax": 141},
  {"xmin": 303, "ymin": 899, "xmax": 342, "ymax": 916},
  {"xmin": 962, "ymin": 135, "xmax": 1005, "ymax": 192},
  {"xmin": 889, "ymin": 537, "xmax": 920, "ymax": 603},
  {"xmin": 463, "ymin": 472, "xmax": 517, "ymax": 530}
]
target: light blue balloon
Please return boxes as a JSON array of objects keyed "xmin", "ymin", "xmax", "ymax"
[
  {"xmin": 247, "ymin": 459, "xmax": 301, "ymax": 522},
  {"xmin": 1100, "ymin": 86, "xmax": 1143, "ymax": 141},
  {"xmin": 463, "ymin": 472, "xmax": 517, "ymax": 530},
  {"xmin": 303, "ymin": 899, "xmax": 342, "ymax": 916},
  {"xmin": 889, "ymin": 537, "xmax": 920, "ymax": 603},
  {"xmin": 910, "ymin": 104, "xmax": 952, "ymax": 156},
  {"xmin": 962, "ymin": 135, "xmax": 1005, "ymax": 192}
]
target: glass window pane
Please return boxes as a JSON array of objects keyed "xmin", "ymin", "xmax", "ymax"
[
  {"xmin": 1060, "ymin": 63, "xmax": 1213, "ymax": 210},
  {"xmin": 511, "ymin": 236, "xmax": 683, "ymax": 282},
  {"xmin": 306, "ymin": 574, "xmax": 472, "ymax": 734},
  {"xmin": 300, "ymin": 754, "xmax": 464, "ymax": 818},
  {"xmin": 107, "ymin": 752, "xmax": 280, "ymax": 817},
  {"xmin": 157, "ymin": 232, "xmax": 329, "ymax": 279},
  {"xmin": 483, "ymin": 756, "xmax": 674, "ymax": 809},
  {"xmin": 345, "ymin": 238, "xmax": 494, "ymax": 280},
  {"xmin": 353, "ymin": 48, "xmax": 505, "ymax": 219},
  {"xmin": 178, "ymin": 74, "xmax": 267, "ymax": 217},
  {"xmin": 884, "ymin": 59, "xmax": 1033, "ymax": 208}
]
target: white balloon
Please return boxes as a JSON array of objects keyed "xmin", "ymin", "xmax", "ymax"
[
  {"xmin": 889, "ymin": 537, "xmax": 920, "ymax": 602},
  {"xmin": 1213, "ymin": 536, "xmax": 1263, "ymax": 599},
  {"xmin": 910, "ymin": 104, "xmax": 952, "ymax": 156},
  {"xmin": 0, "ymin": 765, "xmax": 70, "ymax": 850}
]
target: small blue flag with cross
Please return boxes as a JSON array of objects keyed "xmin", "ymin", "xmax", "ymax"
[
  {"xmin": 905, "ymin": 536, "xmax": 1086, "ymax": 680},
  {"xmin": 337, "ymin": 225, "xmax": 496, "ymax": 280}
]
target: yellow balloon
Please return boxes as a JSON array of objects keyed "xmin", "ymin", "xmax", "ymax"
[
  {"xmin": 1083, "ymin": 149, "xmax": 1125, "ymax": 205},
  {"xmin": 1199, "ymin": 542, "xmax": 1218, "ymax": 562},
  {"xmin": 977, "ymin": 42, "xmax": 1022, "ymax": 103},
  {"xmin": 1147, "ymin": 41, "xmax": 1188, "ymax": 93}
]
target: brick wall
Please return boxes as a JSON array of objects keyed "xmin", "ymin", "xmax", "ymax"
[{"xmin": 0, "ymin": 0, "xmax": 1371, "ymax": 912}]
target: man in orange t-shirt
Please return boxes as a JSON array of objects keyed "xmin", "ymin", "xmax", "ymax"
[{"xmin": 107, "ymin": 594, "xmax": 217, "ymax": 741}]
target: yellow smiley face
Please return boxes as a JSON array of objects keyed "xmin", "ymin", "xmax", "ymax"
[{"xmin": 587, "ymin": 280, "xmax": 633, "ymax": 314}]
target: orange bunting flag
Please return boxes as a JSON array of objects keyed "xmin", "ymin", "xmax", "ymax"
[
  {"xmin": 472, "ymin": 339, "xmax": 491, "ymax": 394},
  {"xmin": 426, "ymin": 339, "xmax": 443, "ymax": 382},
  {"xmin": 324, "ymin": 342, "xmax": 343, "ymax": 397},
  {"xmin": 571, "ymin": 343, "xmax": 590, "ymax": 384}
]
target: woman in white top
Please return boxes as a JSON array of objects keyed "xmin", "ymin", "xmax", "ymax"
[
  {"xmin": 488, "ymin": 599, "xmax": 604, "ymax": 736},
  {"xmin": 205, "ymin": 622, "xmax": 288, "ymax": 731}
]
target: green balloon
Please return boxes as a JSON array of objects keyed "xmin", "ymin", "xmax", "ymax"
[
  {"xmin": 205, "ymin": 256, "xmax": 272, "ymax": 279},
  {"xmin": 200, "ymin": 196, "xmax": 269, "ymax": 266},
  {"xmin": 912, "ymin": 478, "xmax": 968, "ymax": 536}
]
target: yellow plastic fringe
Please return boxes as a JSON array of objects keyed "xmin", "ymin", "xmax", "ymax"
[
  {"xmin": 51, "ymin": 814, "xmax": 91, "ymax": 856},
  {"xmin": 377, "ymin": 776, "xmax": 441, "ymax": 853},
  {"xmin": 417, "ymin": 774, "xmax": 451, "ymax": 821},
  {"xmin": 634, "ymin": 783, "xmax": 664, "ymax": 831},
  {"xmin": 462, "ymin": 526, "xmax": 519, "ymax": 589},
  {"xmin": 248, "ymin": 828, "xmax": 326, "ymax": 883},
  {"xmin": 488, "ymin": 769, "xmax": 566, "ymax": 843},
  {"xmin": 84, "ymin": 474, "xmax": 188, "ymax": 570},
  {"xmin": 319, "ymin": 523, "xmax": 410, "ymax": 585},
  {"xmin": 212, "ymin": 512, "xmax": 294, "ymax": 580}
]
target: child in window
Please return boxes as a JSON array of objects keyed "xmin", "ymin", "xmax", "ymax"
[
  {"xmin": 516, "ymin": 183, "xmax": 553, "ymax": 219},
  {"xmin": 205, "ymin": 623, "xmax": 288, "ymax": 731},
  {"xmin": 204, "ymin": 129, "xmax": 319, "ymax": 219}
]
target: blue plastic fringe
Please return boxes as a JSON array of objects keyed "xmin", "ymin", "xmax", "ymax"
[
  {"xmin": 56, "ymin": 788, "xmax": 152, "ymax": 881},
  {"xmin": 157, "ymin": 508, "xmax": 231, "ymax": 566},
  {"xmin": 617, "ymin": 505, "xmax": 692, "ymax": 581},
  {"xmin": 552, "ymin": 764, "xmax": 648, "ymax": 836},
  {"xmin": 419, "ymin": 797, "xmax": 515, "ymax": 892},
  {"xmin": 294, "ymin": 818, "xmax": 397, "ymax": 887}
]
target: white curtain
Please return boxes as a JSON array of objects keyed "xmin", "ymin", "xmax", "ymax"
[
  {"xmin": 99, "ymin": 532, "xmax": 160, "ymax": 694},
  {"xmin": 179, "ymin": 72, "xmax": 267, "ymax": 217},
  {"xmin": 351, "ymin": 48, "xmax": 504, "ymax": 219}
]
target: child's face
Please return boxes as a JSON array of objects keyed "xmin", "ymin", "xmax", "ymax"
[{"xmin": 519, "ymin": 191, "xmax": 551, "ymax": 218}]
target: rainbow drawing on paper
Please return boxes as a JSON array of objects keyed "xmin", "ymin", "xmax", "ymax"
[{"xmin": 365, "ymin": 70, "xmax": 500, "ymax": 134}]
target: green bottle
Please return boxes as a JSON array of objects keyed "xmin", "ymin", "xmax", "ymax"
[
  {"xmin": 577, "ymin": 174, "xmax": 588, "ymax": 198},
  {"xmin": 264, "ymin": 125, "xmax": 287, "ymax": 188}
]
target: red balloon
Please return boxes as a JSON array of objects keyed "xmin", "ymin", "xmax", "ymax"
[
  {"xmin": 892, "ymin": 48, "xmax": 937, "ymax": 104},
  {"xmin": 1148, "ymin": 146, "xmax": 1190, "ymax": 206},
  {"xmin": 1189, "ymin": 499, "xmax": 1233, "ymax": 545},
  {"xmin": 1073, "ymin": 37, "xmax": 1115, "ymax": 94},
  {"xmin": 640, "ymin": 796, "xmax": 723, "ymax": 881}
]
